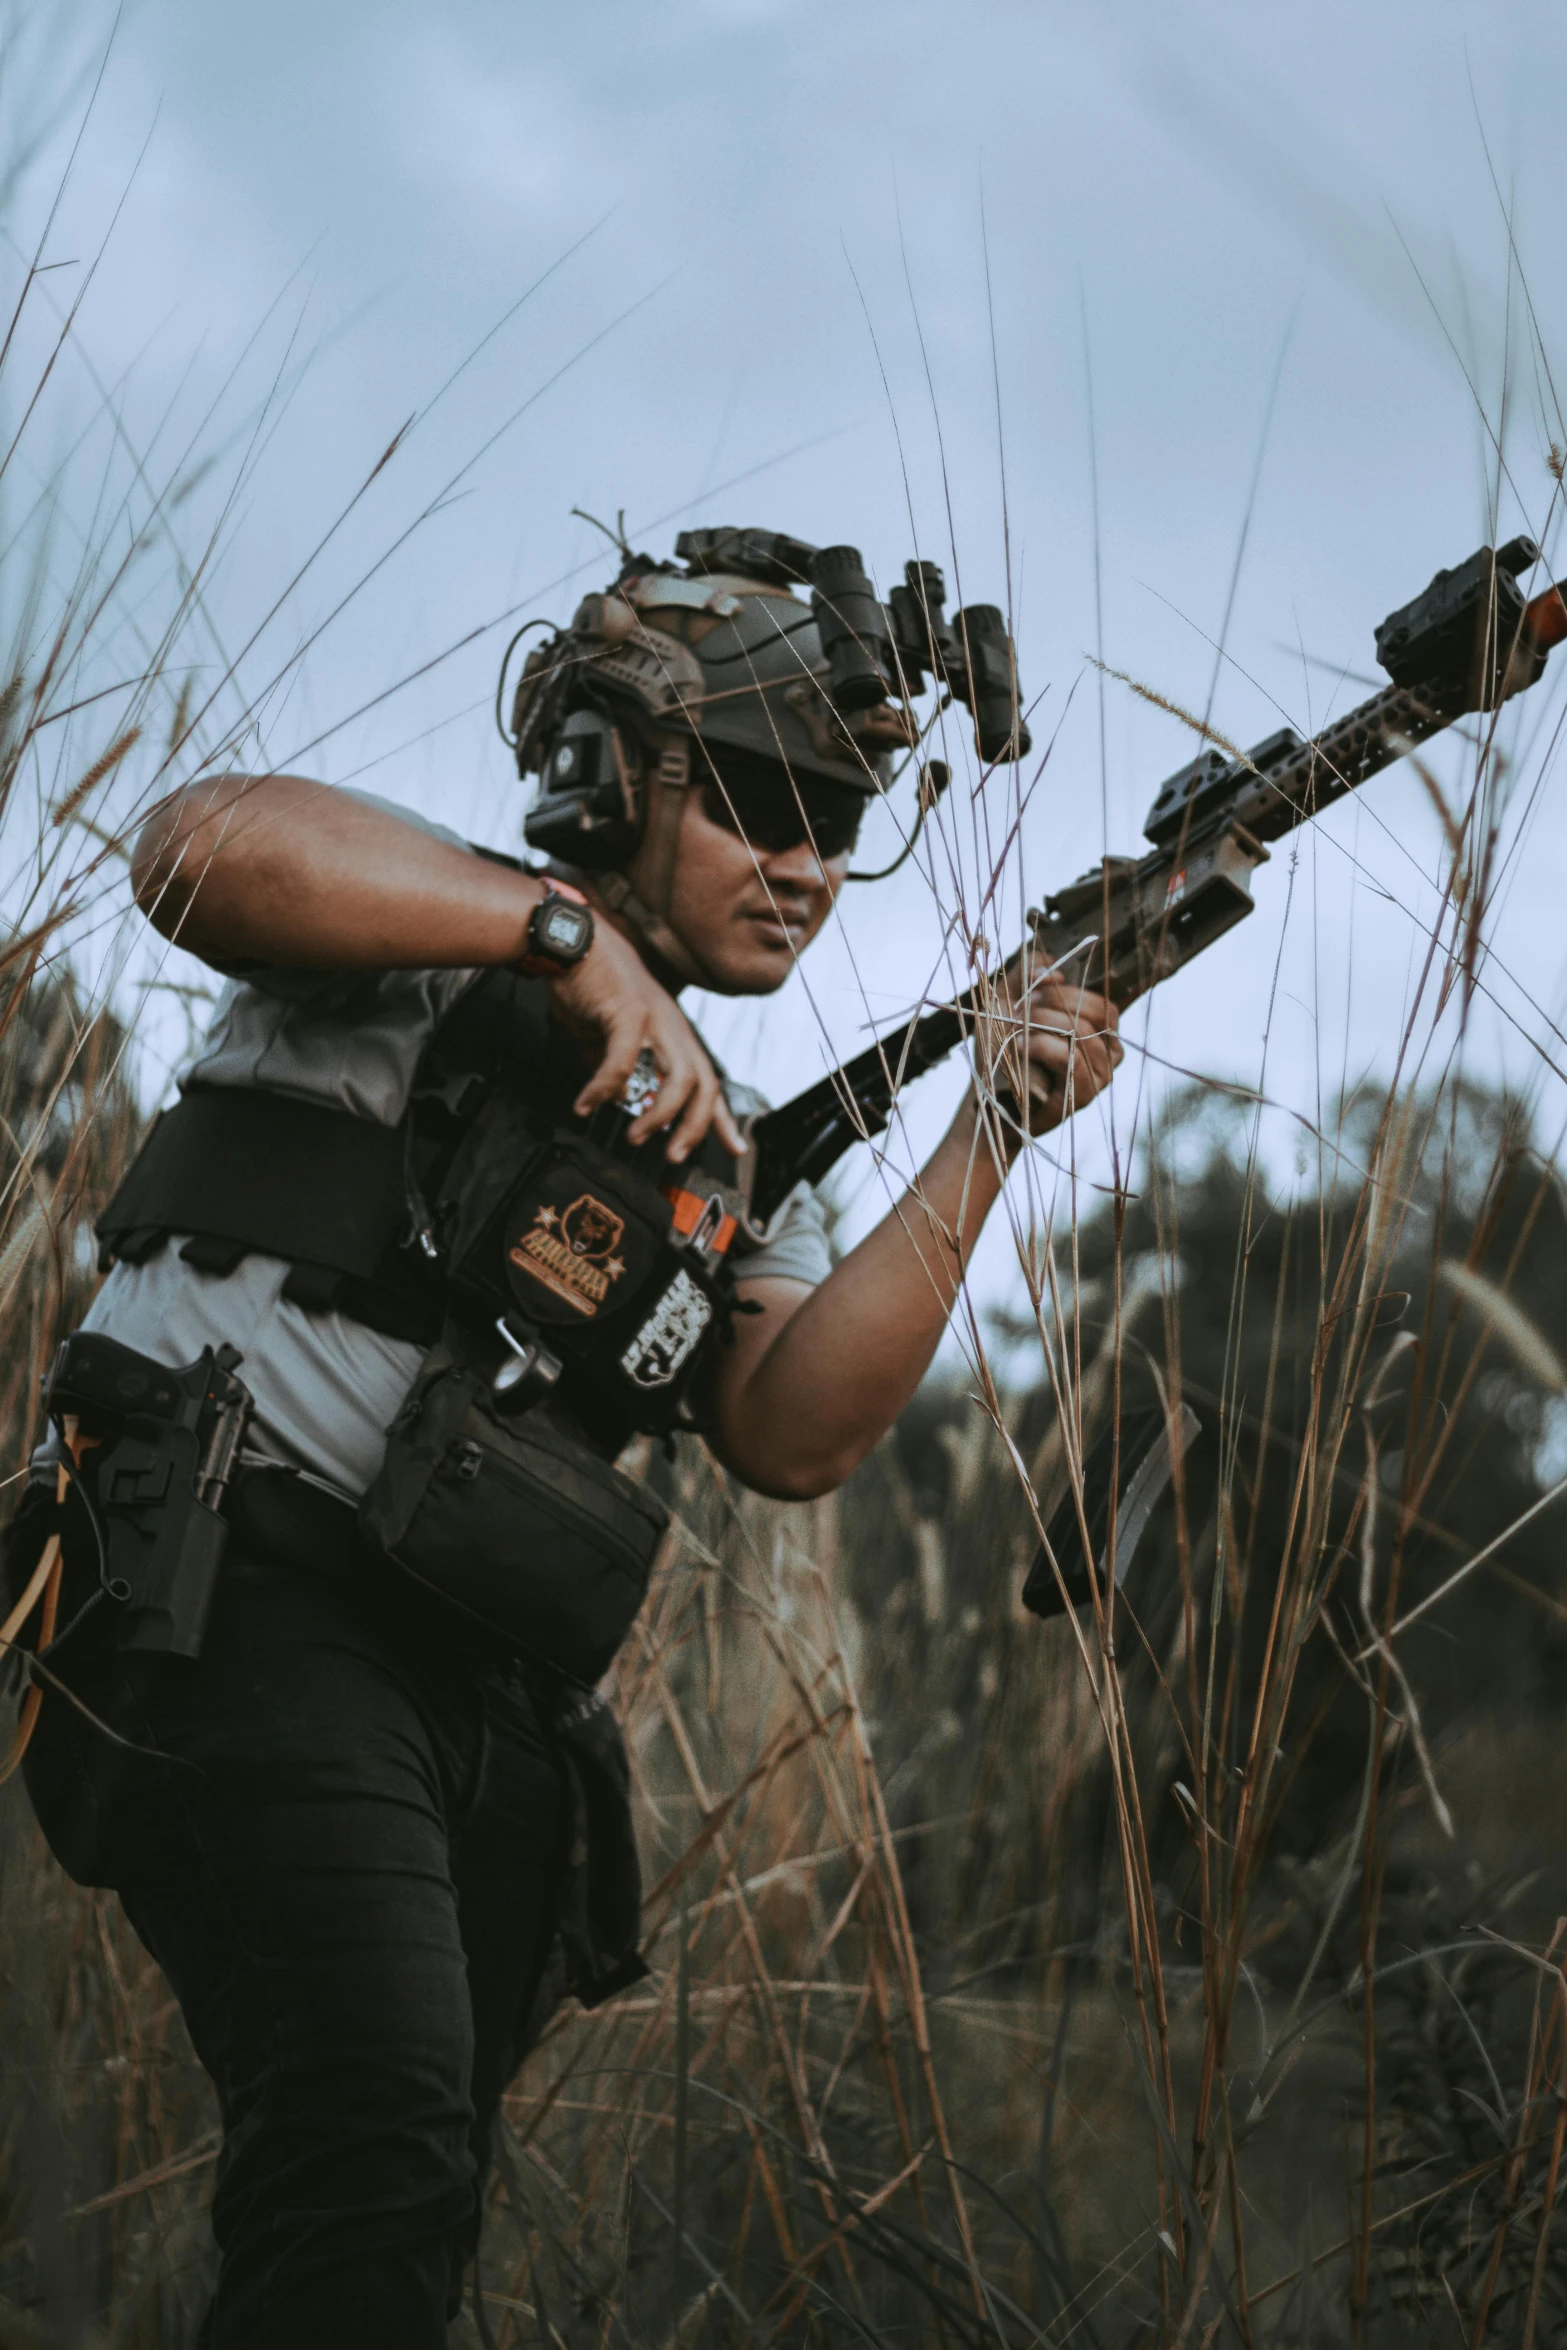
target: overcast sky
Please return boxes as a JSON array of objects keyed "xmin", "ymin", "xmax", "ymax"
[{"xmin": 17, "ymin": 0, "xmax": 1567, "ymax": 1304}]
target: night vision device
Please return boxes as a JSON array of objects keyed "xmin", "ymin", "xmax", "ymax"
[{"xmin": 500, "ymin": 523, "xmax": 1030, "ymax": 879}]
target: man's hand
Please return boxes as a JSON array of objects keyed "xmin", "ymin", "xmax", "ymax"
[
  {"xmin": 710, "ymin": 955, "xmax": 1124, "ymax": 1500},
  {"xmin": 551, "ymin": 922, "xmax": 742, "ymax": 1161},
  {"xmin": 974, "ymin": 947, "xmax": 1122, "ymax": 1141}
]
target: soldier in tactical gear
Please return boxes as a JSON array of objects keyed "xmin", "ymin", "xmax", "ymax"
[{"xmin": 13, "ymin": 525, "xmax": 1120, "ymax": 2347}]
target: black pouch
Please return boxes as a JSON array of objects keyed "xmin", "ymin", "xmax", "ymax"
[{"xmin": 358, "ymin": 1348, "xmax": 669, "ymax": 1685}]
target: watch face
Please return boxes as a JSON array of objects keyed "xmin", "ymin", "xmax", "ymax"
[{"xmin": 537, "ymin": 899, "xmax": 592, "ymax": 961}]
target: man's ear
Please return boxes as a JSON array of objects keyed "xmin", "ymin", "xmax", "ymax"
[{"xmin": 596, "ymin": 768, "xmax": 712, "ymax": 992}]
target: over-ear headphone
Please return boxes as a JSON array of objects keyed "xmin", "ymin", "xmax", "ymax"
[{"xmin": 518, "ymin": 706, "xmax": 644, "ymax": 870}]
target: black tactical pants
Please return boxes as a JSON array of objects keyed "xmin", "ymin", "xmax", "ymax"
[{"xmin": 22, "ymin": 1477, "xmax": 570, "ymax": 2348}]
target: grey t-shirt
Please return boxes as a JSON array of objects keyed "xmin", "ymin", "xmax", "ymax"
[{"xmin": 86, "ymin": 802, "xmax": 830, "ymax": 1497}]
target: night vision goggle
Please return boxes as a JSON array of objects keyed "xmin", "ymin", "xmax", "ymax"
[{"xmin": 670, "ymin": 527, "xmax": 1032, "ymax": 766}]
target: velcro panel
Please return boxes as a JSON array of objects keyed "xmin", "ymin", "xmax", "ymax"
[{"xmin": 97, "ymin": 1087, "xmax": 411, "ymax": 1280}]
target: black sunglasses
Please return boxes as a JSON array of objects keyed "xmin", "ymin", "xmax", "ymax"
[{"xmin": 697, "ymin": 759, "xmax": 865, "ymax": 860}]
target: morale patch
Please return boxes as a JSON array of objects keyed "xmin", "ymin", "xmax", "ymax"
[
  {"xmin": 620, "ymin": 1271, "xmax": 713, "ymax": 1388},
  {"xmin": 509, "ymin": 1191, "xmax": 629, "ymax": 1319}
]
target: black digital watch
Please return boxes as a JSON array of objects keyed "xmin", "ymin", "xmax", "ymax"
[{"xmin": 517, "ymin": 882, "xmax": 595, "ymax": 978}]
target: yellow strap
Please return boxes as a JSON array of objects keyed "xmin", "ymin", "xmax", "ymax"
[
  {"xmin": 0, "ymin": 1531, "xmax": 62, "ymax": 1784},
  {"xmin": 0, "ymin": 1432, "xmax": 78, "ymax": 1783},
  {"xmin": 0, "ymin": 1527, "xmax": 61, "ymax": 1650}
]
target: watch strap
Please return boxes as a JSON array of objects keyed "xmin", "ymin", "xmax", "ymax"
[{"xmin": 515, "ymin": 880, "xmax": 594, "ymax": 978}]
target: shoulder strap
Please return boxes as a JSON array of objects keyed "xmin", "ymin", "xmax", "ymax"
[{"xmin": 413, "ymin": 966, "xmax": 578, "ymax": 1113}]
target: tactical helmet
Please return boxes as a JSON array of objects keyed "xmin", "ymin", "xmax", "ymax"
[{"xmin": 504, "ymin": 524, "xmax": 1030, "ymax": 874}]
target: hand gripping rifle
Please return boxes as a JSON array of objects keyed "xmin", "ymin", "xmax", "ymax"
[{"xmin": 736, "ymin": 537, "xmax": 1567, "ymax": 1234}]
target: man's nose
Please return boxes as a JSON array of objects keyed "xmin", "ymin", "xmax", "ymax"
[{"xmin": 760, "ymin": 836, "xmax": 826, "ymax": 887}]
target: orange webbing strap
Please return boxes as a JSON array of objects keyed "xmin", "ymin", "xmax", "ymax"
[{"xmin": 0, "ymin": 1428, "xmax": 76, "ymax": 1787}]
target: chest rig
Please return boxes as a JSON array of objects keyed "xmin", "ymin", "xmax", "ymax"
[{"xmin": 97, "ymin": 969, "xmax": 749, "ymax": 1456}]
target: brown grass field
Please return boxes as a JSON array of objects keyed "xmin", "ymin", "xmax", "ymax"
[{"xmin": 6, "ymin": 52, "xmax": 1567, "ymax": 2342}]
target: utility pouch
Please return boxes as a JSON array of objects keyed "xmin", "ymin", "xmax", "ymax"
[
  {"xmin": 42, "ymin": 1330, "xmax": 254, "ymax": 1660},
  {"xmin": 435, "ymin": 1090, "xmax": 739, "ymax": 1451},
  {"xmin": 358, "ymin": 1347, "xmax": 669, "ymax": 1685}
]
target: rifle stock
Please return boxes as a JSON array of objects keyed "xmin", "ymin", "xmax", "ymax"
[{"xmin": 738, "ymin": 562, "xmax": 1567, "ymax": 1236}]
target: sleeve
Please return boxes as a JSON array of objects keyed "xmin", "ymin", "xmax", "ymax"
[
  {"xmin": 711, "ymin": 1072, "xmax": 835, "ymax": 1291},
  {"xmin": 732, "ymin": 1181, "xmax": 834, "ymax": 1289}
]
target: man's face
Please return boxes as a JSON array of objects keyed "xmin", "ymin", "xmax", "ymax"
[{"xmin": 627, "ymin": 757, "xmax": 860, "ymax": 996}]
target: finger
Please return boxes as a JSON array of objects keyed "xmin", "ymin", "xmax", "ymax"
[
  {"xmin": 630, "ymin": 1084, "xmax": 696, "ymax": 1150},
  {"xmin": 1062, "ymin": 1032, "xmax": 1117, "ymax": 1100},
  {"xmin": 629, "ymin": 1008, "xmax": 708, "ymax": 1140},
  {"xmin": 1021, "ymin": 1028, "xmax": 1111, "ymax": 1111},
  {"xmin": 665, "ymin": 1059, "xmax": 722, "ymax": 1163},
  {"xmin": 1079, "ymin": 1007, "xmax": 1123, "ymax": 1074},
  {"xmin": 1025, "ymin": 970, "xmax": 1087, "ymax": 1013},
  {"xmin": 1079, "ymin": 998, "xmax": 1122, "ymax": 1059},
  {"xmin": 1049, "ymin": 1026, "xmax": 1112, "ymax": 1097},
  {"xmin": 712, "ymin": 1092, "xmax": 745, "ymax": 1157},
  {"xmin": 1023, "ymin": 1036, "xmax": 1074, "ymax": 1091},
  {"xmin": 573, "ymin": 1015, "xmax": 649, "ymax": 1117},
  {"xmin": 651, "ymin": 1025, "xmax": 742, "ymax": 1159},
  {"xmin": 1033, "ymin": 998, "xmax": 1118, "ymax": 1074},
  {"xmin": 627, "ymin": 1042, "xmax": 695, "ymax": 1145},
  {"xmin": 630, "ymin": 1071, "xmax": 696, "ymax": 1148}
]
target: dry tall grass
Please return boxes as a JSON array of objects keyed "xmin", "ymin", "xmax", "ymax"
[
  {"xmin": 5, "ymin": 39, "xmax": 1567, "ymax": 2345},
  {"xmin": 9, "ymin": 1018, "xmax": 1567, "ymax": 2346}
]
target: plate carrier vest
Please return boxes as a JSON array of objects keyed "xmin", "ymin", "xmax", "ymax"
[{"xmin": 96, "ymin": 967, "xmax": 749, "ymax": 1456}]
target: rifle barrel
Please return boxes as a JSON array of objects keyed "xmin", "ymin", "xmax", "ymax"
[{"xmin": 1230, "ymin": 572, "xmax": 1567, "ymax": 849}]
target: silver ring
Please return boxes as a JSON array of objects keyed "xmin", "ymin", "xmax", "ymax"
[{"xmin": 619, "ymin": 1048, "xmax": 662, "ymax": 1117}]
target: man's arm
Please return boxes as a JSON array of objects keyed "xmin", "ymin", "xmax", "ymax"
[
  {"xmin": 709, "ymin": 980, "xmax": 1121, "ymax": 1499},
  {"xmin": 131, "ymin": 774, "xmax": 740, "ymax": 1160}
]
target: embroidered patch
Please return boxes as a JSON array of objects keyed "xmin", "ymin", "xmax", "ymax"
[
  {"xmin": 509, "ymin": 1191, "xmax": 629, "ymax": 1318},
  {"xmin": 620, "ymin": 1271, "xmax": 712, "ymax": 1388}
]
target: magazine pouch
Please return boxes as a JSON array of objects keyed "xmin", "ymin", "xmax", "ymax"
[{"xmin": 358, "ymin": 1346, "xmax": 668, "ymax": 1684}]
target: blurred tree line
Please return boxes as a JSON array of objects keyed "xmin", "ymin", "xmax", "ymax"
[{"xmin": 838, "ymin": 1080, "xmax": 1567, "ymax": 1988}]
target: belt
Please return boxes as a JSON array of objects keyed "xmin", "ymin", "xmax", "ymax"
[
  {"xmin": 226, "ymin": 1463, "xmax": 547, "ymax": 1682},
  {"xmin": 227, "ymin": 1464, "xmax": 380, "ymax": 1584}
]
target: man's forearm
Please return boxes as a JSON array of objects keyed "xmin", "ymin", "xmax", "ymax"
[
  {"xmin": 132, "ymin": 774, "xmax": 549, "ymax": 969},
  {"xmin": 714, "ymin": 1105, "xmax": 1006, "ymax": 1499},
  {"xmin": 135, "ymin": 774, "xmax": 742, "ymax": 1155}
]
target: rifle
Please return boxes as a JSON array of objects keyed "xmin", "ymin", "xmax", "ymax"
[{"xmin": 737, "ymin": 537, "xmax": 1567, "ymax": 1234}]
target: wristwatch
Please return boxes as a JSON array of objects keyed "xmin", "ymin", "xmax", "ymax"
[{"xmin": 516, "ymin": 881, "xmax": 595, "ymax": 978}]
